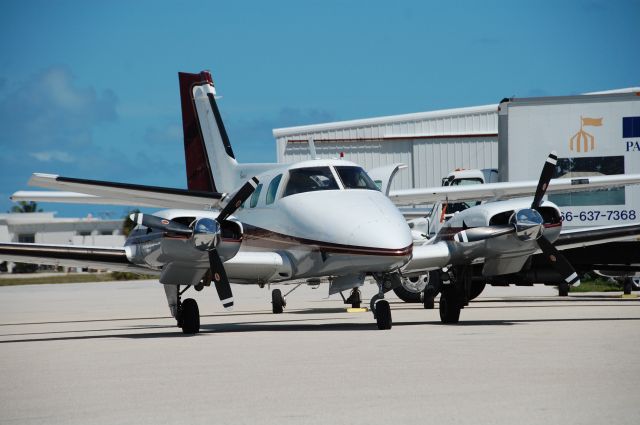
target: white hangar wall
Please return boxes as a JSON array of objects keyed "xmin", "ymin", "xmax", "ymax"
[{"xmin": 273, "ymin": 104, "xmax": 499, "ymax": 191}]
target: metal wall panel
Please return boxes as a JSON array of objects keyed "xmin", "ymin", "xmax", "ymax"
[
  {"xmin": 275, "ymin": 103, "xmax": 499, "ymax": 191},
  {"xmin": 412, "ymin": 137, "xmax": 498, "ymax": 188}
]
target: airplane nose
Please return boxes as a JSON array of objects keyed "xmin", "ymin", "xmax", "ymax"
[
  {"xmin": 348, "ymin": 208, "xmax": 413, "ymax": 254},
  {"xmin": 280, "ymin": 190, "xmax": 413, "ymax": 255}
]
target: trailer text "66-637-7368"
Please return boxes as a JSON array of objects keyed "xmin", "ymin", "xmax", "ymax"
[{"xmin": 561, "ymin": 209, "xmax": 637, "ymax": 222}]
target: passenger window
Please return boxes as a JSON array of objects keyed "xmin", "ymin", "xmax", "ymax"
[
  {"xmin": 283, "ymin": 167, "xmax": 339, "ymax": 197},
  {"xmin": 249, "ymin": 184, "xmax": 263, "ymax": 208},
  {"xmin": 266, "ymin": 174, "xmax": 282, "ymax": 205}
]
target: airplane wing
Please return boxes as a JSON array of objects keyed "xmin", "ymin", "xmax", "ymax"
[
  {"xmin": 401, "ymin": 222, "xmax": 640, "ymax": 275},
  {"xmin": 553, "ymin": 222, "xmax": 640, "ymax": 250},
  {"xmin": 11, "ymin": 173, "xmax": 225, "ymax": 210},
  {"xmin": 0, "ymin": 242, "xmax": 157, "ymax": 275},
  {"xmin": 389, "ymin": 174, "xmax": 640, "ymax": 206}
]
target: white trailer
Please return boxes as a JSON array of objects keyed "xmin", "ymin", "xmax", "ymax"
[{"xmin": 498, "ymin": 91, "xmax": 640, "ymax": 228}]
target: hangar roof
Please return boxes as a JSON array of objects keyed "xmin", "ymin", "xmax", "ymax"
[{"xmin": 273, "ymin": 104, "xmax": 498, "ymax": 139}]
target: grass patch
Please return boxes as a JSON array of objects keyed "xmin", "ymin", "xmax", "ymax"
[
  {"xmin": 570, "ymin": 278, "xmax": 622, "ymax": 293},
  {"xmin": 0, "ymin": 272, "xmax": 156, "ymax": 286}
]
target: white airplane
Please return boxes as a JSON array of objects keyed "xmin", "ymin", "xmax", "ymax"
[{"xmin": 4, "ymin": 71, "xmax": 640, "ymax": 333}]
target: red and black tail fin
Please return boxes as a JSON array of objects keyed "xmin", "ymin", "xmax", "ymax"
[
  {"xmin": 179, "ymin": 71, "xmax": 216, "ymax": 192},
  {"xmin": 179, "ymin": 71, "xmax": 241, "ymax": 194}
]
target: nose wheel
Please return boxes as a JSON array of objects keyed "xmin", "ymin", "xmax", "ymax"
[{"xmin": 371, "ymin": 295, "xmax": 392, "ymax": 330}]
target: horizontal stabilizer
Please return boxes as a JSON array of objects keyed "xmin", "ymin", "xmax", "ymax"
[
  {"xmin": 22, "ymin": 173, "xmax": 225, "ymax": 210},
  {"xmin": 11, "ymin": 191, "xmax": 165, "ymax": 208}
]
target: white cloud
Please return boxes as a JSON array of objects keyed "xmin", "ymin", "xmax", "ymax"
[
  {"xmin": 29, "ymin": 151, "xmax": 75, "ymax": 163},
  {"xmin": 0, "ymin": 66, "xmax": 118, "ymax": 150}
]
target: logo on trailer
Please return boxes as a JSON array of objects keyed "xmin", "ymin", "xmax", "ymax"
[
  {"xmin": 623, "ymin": 116, "xmax": 640, "ymax": 152},
  {"xmin": 569, "ymin": 116, "xmax": 602, "ymax": 153}
]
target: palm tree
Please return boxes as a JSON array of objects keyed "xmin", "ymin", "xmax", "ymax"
[{"xmin": 10, "ymin": 201, "xmax": 42, "ymax": 213}]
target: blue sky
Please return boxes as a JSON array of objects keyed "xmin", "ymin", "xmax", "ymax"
[{"xmin": 1, "ymin": 0, "xmax": 639, "ymax": 218}]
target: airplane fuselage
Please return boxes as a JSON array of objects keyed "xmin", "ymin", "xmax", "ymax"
[{"xmin": 125, "ymin": 159, "xmax": 413, "ymax": 285}]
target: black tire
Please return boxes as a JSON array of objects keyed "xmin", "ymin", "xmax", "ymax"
[
  {"xmin": 375, "ymin": 299, "xmax": 392, "ymax": 330},
  {"xmin": 623, "ymin": 277, "xmax": 633, "ymax": 295},
  {"xmin": 439, "ymin": 289, "xmax": 461, "ymax": 324},
  {"xmin": 423, "ymin": 286, "xmax": 436, "ymax": 309},
  {"xmin": 393, "ymin": 285, "xmax": 422, "ymax": 303},
  {"xmin": 558, "ymin": 282, "xmax": 569, "ymax": 297},
  {"xmin": 272, "ymin": 289, "xmax": 285, "ymax": 314},
  {"xmin": 181, "ymin": 298, "xmax": 200, "ymax": 334},
  {"xmin": 468, "ymin": 281, "xmax": 486, "ymax": 301},
  {"xmin": 423, "ymin": 294, "xmax": 435, "ymax": 309},
  {"xmin": 349, "ymin": 289, "xmax": 361, "ymax": 309}
]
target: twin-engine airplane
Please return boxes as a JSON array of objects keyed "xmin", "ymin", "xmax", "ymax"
[{"xmin": 4, "ymin": 71, "xmax": 640, "ymax": 333}]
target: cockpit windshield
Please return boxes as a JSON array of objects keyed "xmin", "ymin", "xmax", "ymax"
[
  {"xmin": 335, "ymin": 166, "xmax": 379, "ymax": 190},
  {"xmin": 283, "ymin": 167, "xmax": 339, "ymax": 197}
]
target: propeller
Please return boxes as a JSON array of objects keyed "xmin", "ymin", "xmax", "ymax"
[
  {"xmin": 452, "ymin": 151, "xmax": 580, "ymax": 287},
  {"xmin": 206, "ymin": 176, "xmax": 259, "ymax": 309},
  {"xmin": 531, "ymin": 151, "xmax": 557, "ymax": 210},
  {"xmin": 129, "ymin": 176, "xmax": 259, "ymax": 309}
]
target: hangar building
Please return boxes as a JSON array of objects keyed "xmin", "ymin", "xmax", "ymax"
[
  {"xmin": 273, "ymin": 104, "xmax": 499, "ymax": 192},
  {"xmin": 274, "ymin": 88, "xmax": 640, "ymax": 230}
]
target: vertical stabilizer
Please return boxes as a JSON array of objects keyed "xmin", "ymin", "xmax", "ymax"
[{"xmin": 179, "ymin": 71, "xmax": 240, "ymax": 193}]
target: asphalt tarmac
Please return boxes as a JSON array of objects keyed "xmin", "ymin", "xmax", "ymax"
[{"xmin": 1, "ymin": 281, "xmax": 639, "ymax": 425}]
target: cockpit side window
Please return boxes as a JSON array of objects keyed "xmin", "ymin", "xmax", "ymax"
[
  {"xmin": 335, "ymin": 166, "xmax": 379, "ymax": 190},
  {"xmin": 266, "ymin": 174, "xmax": 282, "ymax": 205},
  {"xmin": 283, "ymin": 167, "xmax": 339, "ymax": 197},
  {"xmin": 249, "ymin": 183, "xmax": 263, "ymax": 208}
]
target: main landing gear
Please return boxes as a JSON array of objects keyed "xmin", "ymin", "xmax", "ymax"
[
  {"xmin": 164, "ymin": 284, "xmax": 200, "ymax": 334},
  {"xmin": 558, "ymin": 282, "xmax": 570, "ymax": 297},
  {"xmin": 438, "ymin": 266, "xmax": 472, "ymax": 324},
  {"xmin": 272, "ymin": 288, "xmax": 286, "ymax": 314}
]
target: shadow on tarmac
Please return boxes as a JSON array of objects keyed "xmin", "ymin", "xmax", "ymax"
[{"xmin": 2, "ymin": 315, "xmax": 640, "ymax": 344}]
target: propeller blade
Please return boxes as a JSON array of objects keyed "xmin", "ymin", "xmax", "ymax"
[
  {"xmin": 454, "ymin": 225, "xmax": 515, "ymax": 243},
  {"xmin": 537, "ymin": 235, "xmax": 581, "ymax": 287},
  {"xmin": 208, "ymin": 249, "xmax": 234, "ymax": 309},
  {"xmin": 129, "ymin": 212, "xmax": 192, "ymax": 235},
  {"xmin": 531, "ymin": 151, "xmax": 558, "ymax": 210},
  {"xmin": 217, "ymin": 177, "xmax": 259, "ymax": 222}
]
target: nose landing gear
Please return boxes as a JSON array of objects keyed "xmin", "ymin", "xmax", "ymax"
[{"xmin": 370, "ymin": 272, "xmax": 401, "ymax": 330}]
